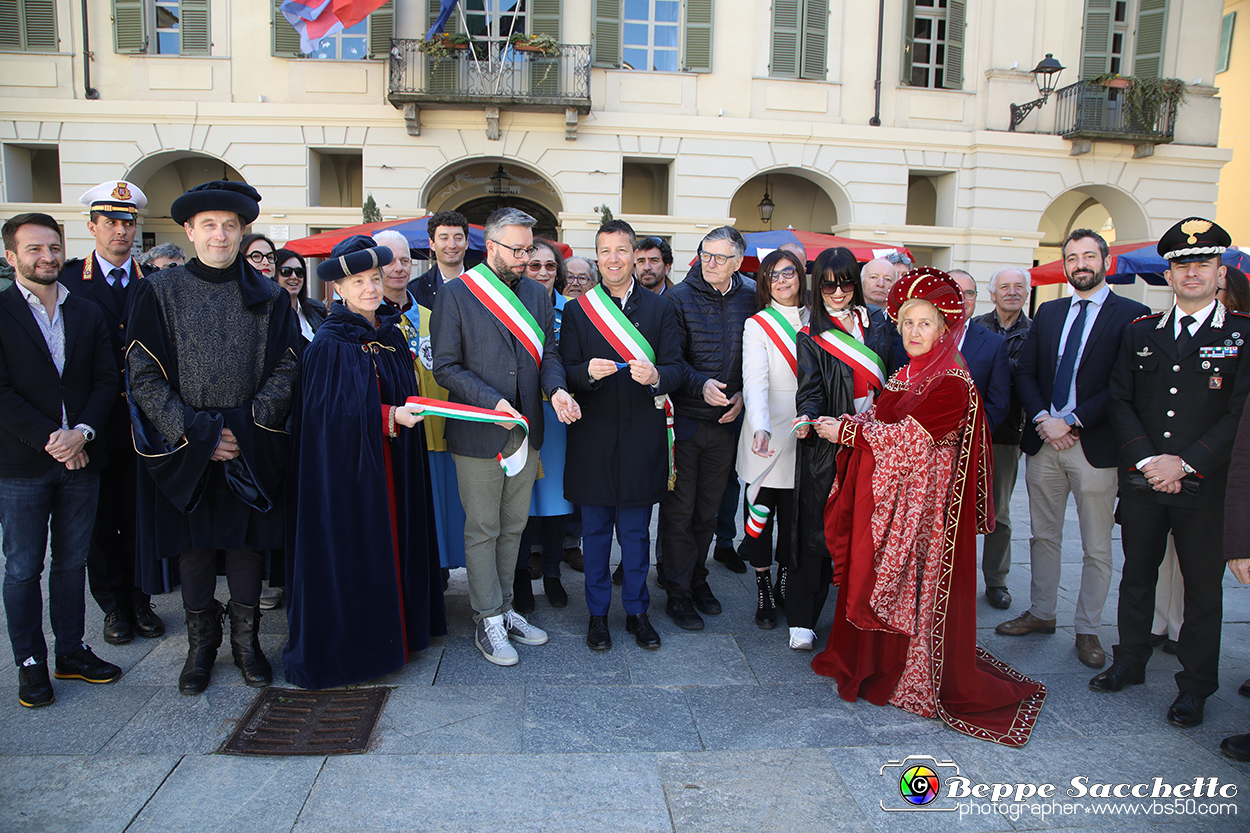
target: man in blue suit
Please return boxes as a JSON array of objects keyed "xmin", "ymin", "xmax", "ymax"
[
  {"xmin": 950, "ymin": 270, "xmax": 1010, "ymax": 433},
  {"xmin": 996, "ymin": 229, "xmax": 1149, "ymax": 671}
]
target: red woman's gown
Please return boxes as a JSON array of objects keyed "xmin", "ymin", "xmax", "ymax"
[{"xmin": 811, "ymin": 368, "xmax": 1045, "ymax": 747}]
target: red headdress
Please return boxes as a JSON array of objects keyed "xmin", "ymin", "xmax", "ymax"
[{"xmin": 886, "ymin": 267, "xmax": 969, "ymax": 413}]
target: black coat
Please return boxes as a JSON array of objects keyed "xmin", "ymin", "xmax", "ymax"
[
  {"xmin": 792, "ymin": 308, "xmax": 895, "ymax": 562},
  {"xmin": 296, "ymin": 296, "xmax": 328, "ymax": 342},
  {"xmin": 1225, "ymin": 390, "xmax": 1250, "ymax": 562},
  {"xmin": 560, "ymin": 284, "xmax": 683, "ymax": 508},
  {"xmin": 409, "ymin": 264, "xmax": 445, "ymax": 311},
  {"xmin": 973, "ymin": 310, "xmax": 1031, "ymax": 445},
  {"xmin": 0, "ymin": 284, "xmax": 118, "ymax": 477}
]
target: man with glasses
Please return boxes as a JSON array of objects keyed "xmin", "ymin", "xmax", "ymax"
[
  {"xmin": 660, "ymin": 227, "xmax": 756, "ymax": 629},
  {"xmin": 563, "ymin": 257, "xmax": 597, "ymax": 300},
  {"xmin": 412, "ymin": 210, "xmax": 469, "ymax": 310},
  {"xmin": 59, "ymin": 181, "xmax": 165, "ymax": 648},
  {"xmin": 374, "ymin": 229, "xmax": 417, "ymax": 318},
  {"xmin": 635, "ymin": 237, "xmax": 674, "ymax": 295},
  {"xmin": 431, "ymin": 207, "xmax": 581, "ymax": 666}
]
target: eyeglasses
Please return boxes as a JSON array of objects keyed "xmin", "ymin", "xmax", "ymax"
[
  {"xmin": 247, "ymin": 251, "xmax": 276, "ymax": 264},
  {"xmin": 490, "ymin": 239, "xmax": 537, "ymax": 259},
  {"xmin": 962, "ymin": 289, "xmax": 978, "ymax": 299},
  {"xmin": 768, "ymin": 267, "xmax": 798, "ymax": 283},
  {"xmin": 820, "ymin": 278, "xmax": 857, "ymax": 294},
  {"xmin": 566, "ymin": 274, "xmax": 592, "ymax": 285},
  {"xmin": 279, "ymin": 266, "xmax": 306, "ymax": 279},
  {"xmin": 526, "ymin": 260, "xmax": 558, "ymax": 274},
  {"xmin": 698, "ymin": 251, "xmax": 737, "ymax": 266}
]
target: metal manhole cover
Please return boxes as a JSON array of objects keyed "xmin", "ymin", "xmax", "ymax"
[{"xmin": 220, "ymin": 687, "xmax": 391, "ymax": 756}]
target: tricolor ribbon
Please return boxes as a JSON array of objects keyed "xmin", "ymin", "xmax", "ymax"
[
  {"xmin": 810, "ymin": 325, "xmax": 886, "ymax": 390},
  {"xmin": 460, "ymin": 263, "xmax": 545, "ymax": 368},
  {"xmin": 407, "ymin": 396, "xmax": 531, "ymax": 476},
  {"xmin": 752, "ymin": 306, "xmax": 799, "ymax": 377},
  {"xmin": 743, "ymin": 418, "xmax": 818, "ymax": 538}
]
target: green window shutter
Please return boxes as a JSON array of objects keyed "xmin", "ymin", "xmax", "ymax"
[
  {"xmin": 0, "ymin": 1, "xmax": 19, "ymax": 50},
  {"xmin": 1218, "ymin": 12, "xmax": 1236, "ymax": 74},
  {"xmin": 941, "ymin": 0, "xmax": 964, "ymax": 89},
  {"xmin": 179, "ymin": 0, "xmax": 210, "ymax": 55},
  {"xmin": 368, "ymin": 0, "xmax": 393, "ymax": 59},
  {"xmin": 426, "ymin": 0, "xmax": 458, "ymax": 92},
  {"xmin": 1080, "ymin": 0, "xmax": 1114, "ymax": 79},
  {"xmin": 683, "ymin": 0, "xmax": 712, "ymax": 73},
  {"xmin": 900, "ymin": 0, "xmax": 915, "ymax": 86},
  {"xmin": 593, "ymin": 0, "xmax": 619, "ymax": 68},
  {"xmin": 21, "ymin": 0, "xmax": 58, "ymax": 52},
  {"xmin": 529, "ymin": 0, "xmax": 562, "ymax": 96},
  {"xmin": 1132, "ymin": 0, "xmax": 1167, "ymax": 80},
  {"xmin": 113, "ymin": 0, "xmax": 147, "ymax": 54},
  {"xmin": 771, "ymin": 0, "xmax": 799, "ymax": 78},
  {"xmin": 800, "ymin": 0, "xmax": 828, "ymax": 80},
  {"xmin": 531, "ymin": 0, "xmax": 561, "ymax": 38},
  {"xmin": 274, "ymin": 0, "xmax": 303, "ymax": 57}
]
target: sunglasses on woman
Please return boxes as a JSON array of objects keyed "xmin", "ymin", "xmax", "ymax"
[
  {"xmin": 279, "ymin": 266, "xmax": 306, "ymax": 279},
  {"xmin": 526, "ymin": 260, "xmax": 558, "ymax": 273},
  {"xmin": 820, "ymin": 278, "xmax": 858, "ymax": 294},
  {"xmin": 768, "ymin": 267, "xmax": 798, "ymax": 282}
]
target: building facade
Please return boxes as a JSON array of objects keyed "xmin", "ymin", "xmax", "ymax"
[{"xmin": 0, "ymin": 0, "xmax": 1231, "ymax": 311}]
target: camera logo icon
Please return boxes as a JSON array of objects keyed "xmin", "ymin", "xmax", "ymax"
[{"xmin": 880, "ymin": 755, "xmax": 960, "ymax": 812}]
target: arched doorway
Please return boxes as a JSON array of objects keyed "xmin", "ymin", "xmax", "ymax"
[
  {"xmin": 456, "ymin": 196, "xmax": 559, "ymax": 240},
  {"xmin": 424, "ymin": 160, "xmax": 563, "ymax": 240},
  {"xmin": 126, "ymin": 151, "xmax": 247, "ymax": 251},
  {"xmin": 729, "ymin": 170, "xmax": 844, "ymax": 234},
  {"xmin": 1035, "ymin": 185, "xmax": 1153, "ymax": 305}
]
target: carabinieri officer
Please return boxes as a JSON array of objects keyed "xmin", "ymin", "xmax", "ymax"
[{"xmin": 1093, "ymin": 218, "xmax": 1250, "ymax": 730}]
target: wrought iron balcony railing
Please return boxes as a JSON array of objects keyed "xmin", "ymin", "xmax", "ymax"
[
  {"xmin": 388, "ymin": 39, "xmax": 591, "ymax": 113},
  {"xmin": 1050, "ymin": 79, "xmax": 1177, "ymax": 145}
]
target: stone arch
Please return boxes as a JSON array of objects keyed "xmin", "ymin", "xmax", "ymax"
[
  {"xmin": 422, "ymin": 158, "xmax": 563, "ymax": 238},
  {"xmin": 729, "ymin": 167, "xmax": 852, "ymax": 234},
  {"xmin": 125, "ymin": 151, "xmax": 246, "ymax": 221},
  {"xmin": 1036, "ymin": 184, "xmax": 1151, "ymax": 254}
]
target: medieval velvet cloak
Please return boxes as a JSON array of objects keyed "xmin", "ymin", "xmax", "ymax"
[
  {"xmin": 126, "ymin": 259, "xmax": 300, "ymax": 584},
  {"xmin": 811, "ymin": 364, "xmax": 1046, "ymax": 747},
  {"xmin": 283, "ymin": 303, "xmax": 447, "ymax": 691}
]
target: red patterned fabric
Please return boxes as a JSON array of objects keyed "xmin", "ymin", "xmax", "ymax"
[{"xmin": 812, "ymin": 367, "xmax": 1046, "ymax": 747}]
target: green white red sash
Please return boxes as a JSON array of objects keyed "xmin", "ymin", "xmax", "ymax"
[
  {"xmin": 744, "ymin": 418, "xmax": 817, "ymax": 538},
  {"xmin": 809, "ymin": 326, "xmax": 886, "ymax": 391},
  {"xmin": 460, "ymin": 263, "xmax": 545, "ymax": 368},
  {"xmin": 577, "ymin": 284, "xmax": 676, "ymax": 490},
  {"xmin": 751, "ymin": 307, "xmax": 799, "ymax": 377},
  {"xmin": 407, "ymin": 396, "xmax": 530, "ymax": 476}
]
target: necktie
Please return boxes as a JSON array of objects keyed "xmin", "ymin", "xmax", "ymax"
[
  {"xmin": 1051, "ymin": 299, "xmax": 1090, "ymax": 411},
  {"xmin": 108, "ymin": 267, "xmax": 128, "ymax": 307},
  {"xmin": 1176, "ymin": 314, "xmax": 1196, "ymax": 356}
]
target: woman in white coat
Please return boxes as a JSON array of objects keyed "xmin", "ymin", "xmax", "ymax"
[{"xmin": 736, "ymin": 249, "xmax": 809, "ymax": 630}]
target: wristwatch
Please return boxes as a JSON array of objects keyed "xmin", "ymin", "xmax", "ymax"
[
  {"xmin": 1063, "ymin": 413, "xmax": 1078, "ymax": 427},
  {"xmin": 75, "ymin": 424, "xmax": 95, "ymax": 442}
]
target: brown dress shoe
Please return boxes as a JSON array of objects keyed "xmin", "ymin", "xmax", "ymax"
[
  {"xmin": 1076, "ymin": 634, "xmax": 1106, "ymax": 668},
  {"xmin": 995, "ymin": 611, "xmax": 1057, "ymax": 636}
]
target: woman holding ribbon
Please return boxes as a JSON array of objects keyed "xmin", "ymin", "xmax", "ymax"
[
  {"xmin": 736, "ymin": 250, "xmax": 808, "ymax": 630},
  {"xmin": 790, "ymin": 248, "xmax": 895, "ymax": 651},
  {"xmin": 811, "ymin": 268, "xmax": 1045, "ymax": 746},
  {"xmin": 283, "ymin": 235, "xmax": 447, "ymax": 690}
]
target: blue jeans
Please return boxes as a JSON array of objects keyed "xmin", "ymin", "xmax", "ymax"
[{"xmin": 0, "ymin": 467, "xmax": 100, "ymax": 664}]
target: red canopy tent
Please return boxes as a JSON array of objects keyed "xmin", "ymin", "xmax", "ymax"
[
  {"xmin": 284, "ymin": 216, "xmax": 573, "ymax": 260},
  {"xmin": 692, "ymin": 229, "xmax": 916, "ymax": 272},
  {"xmin": 1028, "ymin": 242, "xmax": 1149, "ymax": 286}
]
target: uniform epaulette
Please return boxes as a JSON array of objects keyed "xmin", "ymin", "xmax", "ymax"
[{"xmin": 1131, "ymin": 311, "xmax": 1164, "ymax": 325}]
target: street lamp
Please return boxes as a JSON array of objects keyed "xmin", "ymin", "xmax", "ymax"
[
  {"xmin": 1009, "ymin": 53, "xmax": 1066, "ymax": 132},
  {"xmin": 758, "ymin": 177, "xmax": 775, "ymax": 225},
  {"xmin": 489, "ymin": 164, "xmax": 512, "ymax": 198}
]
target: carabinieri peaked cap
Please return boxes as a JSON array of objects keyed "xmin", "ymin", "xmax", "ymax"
[
  {"xmin": 317, "ymin": 234, "xmax": 394, "ymax": 282},
  {"xmin": 80, "ymin": 180, "xmax": 147, "ymax": 220},
  {"xmin": 1157, "ymin": 217, "xmax": 1231, "ymax": 263}
]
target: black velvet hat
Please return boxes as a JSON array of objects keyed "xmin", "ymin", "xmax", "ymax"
[
  {"xmin": 171, "ymin": 181, "xmax": 263, "ymax": 226},
  {"xmin": 317, "ymin": 235, "xmax": 394, "ymax": 282},
  {"xmin": 1158, "ymin": 217, "xmax": 1231, "ymax": 263}
]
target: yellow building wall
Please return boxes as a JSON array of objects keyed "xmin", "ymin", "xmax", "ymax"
[{"xmin": 1217, "ymin": 0, "xmax": 1250, "ymax": 243}]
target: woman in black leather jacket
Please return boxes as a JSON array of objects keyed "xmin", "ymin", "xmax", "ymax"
[{"xmin": 789, "ymin": 248, "xmax": 895, "ymax": 650}]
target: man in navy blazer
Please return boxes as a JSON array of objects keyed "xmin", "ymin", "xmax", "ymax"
[
  {"xmin": 951, "ymin": 270, "xmax": 1010, "ymax": 433},
  {"xmin": 996, "ymin": 229, "xmax": 1149, "ymax": 671},
  {"xmin": 0, "ymin": 213, "xmax": 123, "ymax": 708}
]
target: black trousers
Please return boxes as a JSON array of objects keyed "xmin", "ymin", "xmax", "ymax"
[
  {"xmin": 1114, "ymin": 493, "xmax": 1226, "ymax": 697},
  {"xmin": 738, "ymin": 487, "xmax": 794, "ymax": 570},
  {"xmin": 786, "ymin": 532, "xmax": 831, "ymax": 631},
  {"xmin": 179, "ymin": 547, "xmax": 263, "ymax": 610},
  {"xmin": 86, "ymin": 444, "xmax": 148, "ymax": 614},
  {"xmin": 660, "ymin": 420, "xmax": 737, "ymax": 596}
]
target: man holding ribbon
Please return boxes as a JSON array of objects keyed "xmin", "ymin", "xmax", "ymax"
[
  {"xmin": 560, "ymin": 220, "xmax": 682, "ymax": 651},
  {"xmin": 430, "ymin": 207, "xmax": 580, "ymax": 667}
]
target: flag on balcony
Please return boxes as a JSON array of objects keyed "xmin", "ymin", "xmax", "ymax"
[
  {"xmin": 426, "ymin": 0, "xmax": 461, "ymax": 40},
  {"xmin": 281, "ymin": 0, "xmax": 390, "ymax": 55}
]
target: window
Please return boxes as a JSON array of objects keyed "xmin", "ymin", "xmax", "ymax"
[
  {"xmin": 1218, "ymin": 12, "xmax": 1236, "ymax": 74},
  {"xmin": 0, "ymin": 0, "xmax": 58, "ymax": 52},
  {"xmin": 1080, "ymin": 0, "xmax": 1169, "ymax": 80},
  {"xmin": 113, "ymin": 0, "xmax": 209, "ymax": 56},
  {"xmin": 309, "ymin": 150, "xmax": 363, "ymax": 208},
  {"xmin": 3, "ymin": 144, "xmax": 61, "ymax": 203},
  {"xmin": 771, "ymin": 0, "xmax": 827, "ymax": 80},
  {"xmin": 621, "ymin": 159, "xmax": 671, "ymax": 215},
  {"xmin": 594, "ymin": 0, "xmax": 712, "ymax": 73},
  {"xmin": 273, "ymin": 0, "xmax": 392, "ymax": 59},
  {"xmin": 902, "ymin": 0, "xmax": 964, "ymax": 89}
]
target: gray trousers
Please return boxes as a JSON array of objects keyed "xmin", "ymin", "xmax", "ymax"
[
  {"xmin": 453, "ymin": 446, "xmax": 539, "ymax": 623},
  {"xmin": 982, "ymin": 442, "xmax": 1021, "ymax": 589}
]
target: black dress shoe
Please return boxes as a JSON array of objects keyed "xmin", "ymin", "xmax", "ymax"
[
  {"xmin": 666, "ymin": 596, "xmax": 704, "ymax": 630},
  {"xmin": 1239, "ymin": 678, "xmax": 1250, "ymax": 698},
  {"xmin": 102, "ymin": 610, "xmax": 134, "ymax": 645},
  {"xmin": 17, "ymin": 660, "xmax": 53, "ymax": 708},
  {"xmin": 1220, "ymin": 732, "xmax": 1250, "ymax": 762},
  {"xmin": 1149, "ymin": 632, "xmax": 1168, "ymax": 648},
  {"xmin": 1167, "ymin": 693, "xmax": 1205, "ymax": 728},
  {"xmin": 612, "ymin": 563, "xmax": 624, "ymax": 586},
  {"xmin": 1089, "ymin": 663, "xmax": 1144, "ymax": 692},
  {"xmin": 131, "ymin": 602, "xmax": 165, "ymax": 639},
  {"xmin": 586, "ymin": 615, "xmax": 612, "ymax": 651},
  {"xmin": 1162, "ymin": 640, "xmax": 1179, "ymax": 655},
  {"xmin": 626, "ymin": 613, "xmax": 661, "ymax": 649},
  {"xmin": 712, "ymin": 545, "xmax": 747, "ymax": 574},
  {"xmin": 691, "ymin": 583, "xmax": 722, "ymax": 615},
  {"xmin": 543, "ymin": 575, "xmax": 568, "ymax": 608},
  {"xmin": 654, "ymin": 561, "xmax": 676, "ymax": 590},
  {"xmin": 54, "ymin": 644, "xmax": 121, "ymax": 684},
  {"xmin": 441, "ymin": 568, "xmax": 450, "ymax": 592},
  {"xmin": 985, "ymin": 587, "xmax": 1011, "ymax": 610},
  {"xmin": 512, "ymin": 568, "xmax": 535, "ymax": 615}
]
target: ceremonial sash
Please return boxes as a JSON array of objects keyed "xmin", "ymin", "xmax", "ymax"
[
  {"xmin": 744, "ymin": 418, "xmax": 818, "ymax": 538},
  {"xmin": 809, "ymin": 326, "xmax": 886, "ymax": 391},
  {"xmin": 407, "ymin": 396, "xmax": 531, "ymax": 476},
  {"xmin": 460, "ymin": 264, "xmax": 545, "ymax": 368},
  {"xmin": 578, "ymin": 284, "xmax": 676, "ymax": 490},
  {"xmin": 752, "ymin": 307, "xmax": 799, "ymax": 377}
]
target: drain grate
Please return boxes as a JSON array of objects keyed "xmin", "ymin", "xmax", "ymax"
[{"xmin": 220, "ymin": 687, "xmax": 391, "ymax": 756}]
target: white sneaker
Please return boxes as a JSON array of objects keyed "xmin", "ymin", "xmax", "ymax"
[
  {"xmin": 476, "ymin": 615, "xmax": 518, "ymax": 666},
  {"xmin": 789, "ymin": 627, "xmax": 816, "ymax": 651},
  {"xmin": 504, "ymin": 610, "xmax": 548, "ymax": 646}
]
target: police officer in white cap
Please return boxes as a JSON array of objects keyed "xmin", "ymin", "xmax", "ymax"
[{"xmin": 59, "ymin": 180, "xmax": 165, "ymax": 647}]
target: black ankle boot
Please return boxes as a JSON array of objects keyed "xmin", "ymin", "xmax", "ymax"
[
  {"xmin": 513, "ymin": 568, "xmax": 535, "ymax": 615},
  {"xmin": 228, "ymin": 600, "xmax": 273, "ymax": 688},
  {"xmin": 755, "ymin": 571, "xmax": 778, "ymax": 629},
  {"xmin": 179, "ymin": 604, "xmax": 223, "ymax": 695},
  {"xmin": 773, "ymin": 566, "xmax": 787, "ymax": 612}
]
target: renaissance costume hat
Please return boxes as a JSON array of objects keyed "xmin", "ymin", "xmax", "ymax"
[
  {"xmin": 80, "ymin": 180, "xmax": 147, "ymax": 220},
  {"xmin": 887, "ymin": 266, "xmax": 966, "ymax": 330},
  {"xmin": 317, "ymin": 235, "xmax": 394, "ymax": 283},
  {"xmin": 171, "ymin": 180, "xmax": 262, "ymax": 226},
  {"xmin": 1158, "ymin": 217, "xmax": 1231, "ymax": 264}
]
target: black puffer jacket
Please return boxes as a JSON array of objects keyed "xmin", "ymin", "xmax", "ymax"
[{"xmin": 668, "ymin": 264, "xmax": 758, "ymax": 423}]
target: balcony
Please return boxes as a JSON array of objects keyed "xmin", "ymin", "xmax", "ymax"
[
  {"xmin": 388, "ymin": 39, "xmax": 591, "ymax": 139},
  {"xmin": 1050, "ymin": 79, "xmax": 1178, "ymax": 157}
]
